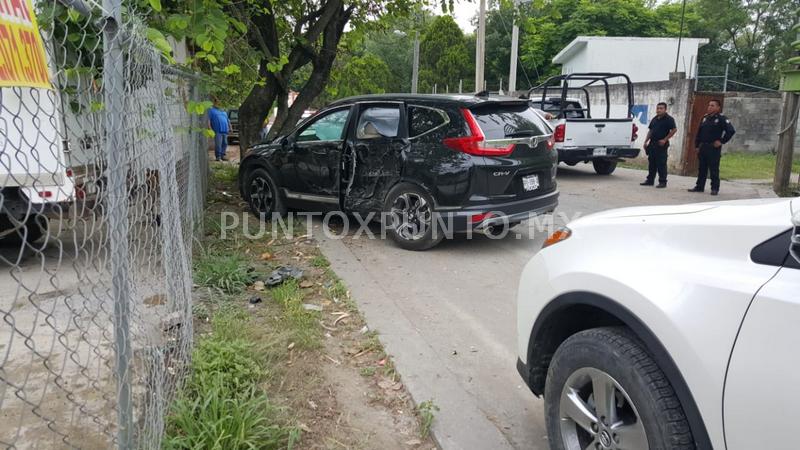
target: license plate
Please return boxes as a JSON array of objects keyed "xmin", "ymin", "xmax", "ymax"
[
  {"xmin": 593, "ymin": 147, "xmax": 607, "ymax": 156},
  {"xmin": 522, "ymin": 174, "xmax": 540, "ymax": 191}
]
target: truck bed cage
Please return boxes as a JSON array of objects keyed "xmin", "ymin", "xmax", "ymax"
[{"xmin": 525, "ymin": 73, "xmax": 634, "ymax": 120}]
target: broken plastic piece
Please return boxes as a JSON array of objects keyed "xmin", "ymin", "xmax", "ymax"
[
  {"xmin": 248, "ymin": 296, "xmax": 262, "ymax": 304},
  {"xmin": 265, "ymin": 266, "xmax": 304, "ymax": 287}
]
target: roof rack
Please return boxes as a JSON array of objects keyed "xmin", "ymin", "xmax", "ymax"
[{"xmin": 525, "ymin": 72, "xmax": 634, "ymax": 119}]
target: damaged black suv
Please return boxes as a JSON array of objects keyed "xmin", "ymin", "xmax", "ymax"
[{"xmin": 239, "ymin": 94, "xmax": 559, "ymax": 250}]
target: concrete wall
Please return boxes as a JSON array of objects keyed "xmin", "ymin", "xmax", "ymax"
[
  {"xmin": 721, "ymin": 92, "xmax": 800, "ymax": 154},
  {"xmin": 581, "ymin": 79, "xmax": 694, "ymax": 169},
  {"xmin": 558, "ymin": 37, "xmax": 706, "ymax": 84}
]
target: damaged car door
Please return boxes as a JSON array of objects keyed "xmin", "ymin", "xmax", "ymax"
[
  {"xmin": 290, "ymin": 106, "xmax": 352, "ymax": 202},
  {"xmin": 342, "ymin": 103, "xmax": 408, "ymax": 213}
]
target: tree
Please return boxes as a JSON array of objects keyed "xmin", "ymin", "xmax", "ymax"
[
  {"xmin": 418, "ymin": 15, "xmax": 472, "ymax": 92},
  {"xmin": 324, "ymin": 53, "xmax": 393, "ymax": 100}
]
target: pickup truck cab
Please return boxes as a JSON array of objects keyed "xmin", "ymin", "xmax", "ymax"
[{"xmin": 528, "ymin": 73, "xmax": 640, "ymax": 175}]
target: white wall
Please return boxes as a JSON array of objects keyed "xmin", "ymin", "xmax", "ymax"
[{"xmin": 560, "ymin": 38, "xmax": 706, "ymax": 84}]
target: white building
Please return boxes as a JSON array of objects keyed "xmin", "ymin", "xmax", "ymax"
[{"xmin": 552, "ymin": 36, "xmax": 709, "ymax": 83}]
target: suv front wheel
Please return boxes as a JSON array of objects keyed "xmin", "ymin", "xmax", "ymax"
[{"xmin": 544, "ymin": 327, "xmax": 695, "ymax": 450}]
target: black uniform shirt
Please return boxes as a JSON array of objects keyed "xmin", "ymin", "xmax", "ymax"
[
  {"xmin": 648, "ymin": 114, "xmax": 677, "ymax": 147},
  {"xmin": 695, "ymin": 113, "xmax": 736, "ymax": 147}
]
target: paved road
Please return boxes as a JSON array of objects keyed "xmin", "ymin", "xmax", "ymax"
[{"xmin": 317, "ymin": 165, "xmax": 775, "ymax": 450}]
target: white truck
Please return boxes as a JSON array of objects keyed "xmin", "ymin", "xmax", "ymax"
[{"xmin": 528, "ymin": 73, "xmax": 640, "ymax": 175}]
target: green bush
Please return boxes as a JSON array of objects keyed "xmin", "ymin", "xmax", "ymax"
[
  {"xmin": 190, "ymin": 338, "xmax": 262, "ymax": 395},
  {"xmin": 194, "ymin": 253, "xmax": 255, "ymax": 294}
]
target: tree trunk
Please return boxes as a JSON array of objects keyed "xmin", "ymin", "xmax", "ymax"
[{"xmin": 239, "ymin": 75, "xmax": 278, "ymax": 152}]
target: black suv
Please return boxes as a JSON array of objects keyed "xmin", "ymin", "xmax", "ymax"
[{"xmin": 239, "ymin": 94, "xmax": 559, "ymax": 250}]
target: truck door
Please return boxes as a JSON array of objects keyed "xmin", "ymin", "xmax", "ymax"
[{"xmin": 342, "ymin": 103, "xmax": 408, "ymax": 213}]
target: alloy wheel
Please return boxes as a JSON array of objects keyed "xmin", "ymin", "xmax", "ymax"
[
  {"xmin": 389, "ymin": 192, "xmax": 432, "ymax": 241},
  {"xmin": 249, "ymin": 176, "xmax": 274, "ymax": 216},
  {"xmin": 559, "ymin": 367, "xmax": 648, "ymax": 450}
]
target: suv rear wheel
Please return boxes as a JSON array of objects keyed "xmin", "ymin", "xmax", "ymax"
[
  {"xmin": 544, "ymin": 327, "xmax": 694, "ymax": 450},
  {"xmin": 592, "ymin": 159, "xmax": 617, "ymax": 175},
  {"xmin": 384, "ymin": 183, "xmax": 443, "ymax": 251}
]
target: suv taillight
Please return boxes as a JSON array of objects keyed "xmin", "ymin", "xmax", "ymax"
[
  {"xmin": 443, "ymin": 109, "xmax": 514, "ymax": 156},
  {"xmin": 632, "ymin": 123, "xmax": 639, "ymax": 141},
  {"xmin": 553, "ymin": 124, "xmax": 566, "ymax": 143}
]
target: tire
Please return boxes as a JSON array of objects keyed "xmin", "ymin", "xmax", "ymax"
[
  {"xmin": 383, "ymin": 183, "xmax": 443, "ymax": 251},
  {"xmin": 243, "ymin": 168, "xmax": 286, "ymax": 218},
  {"xmin": 0, "ymin": 214, "xmax": 47, "ymax": 247},
  {"xmin": 592, "ymin": 159, "xmax": 617, "ymax": 175},
  {"xmin": 544, "ymin": 327, "xmax": 694, "ymax": 450}
]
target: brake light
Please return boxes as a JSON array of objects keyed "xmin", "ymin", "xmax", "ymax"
[
  {"xmin": 38, "ymin": 191, "xmax": 53, "ymax": 198},
  {"xmin": 66, "ymin": 168, "xmax": 73, "ymax": 177},
  {"xmin": 632, "ymin": 123, "xmax": 639, "ymax": 141},
  {"xmin": 443, "ymin": 109, "xmax": 515, "ymax": 156},
  {"xmin": 553, "ymin": 124, "xmax": 566, "ymax": 143},
  {"xmin": 546, "ymin": 136, "xmax": 554, "ymax": 150}
]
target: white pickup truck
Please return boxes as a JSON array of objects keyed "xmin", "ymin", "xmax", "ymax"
[{"xmin": 528, "ymin": 73, "xmax": 640, "ymax": 175}]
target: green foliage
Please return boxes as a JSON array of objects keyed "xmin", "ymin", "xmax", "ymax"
[
  {"xmin": 417, "ymin": 399, "xmax": 439, "ymax": 439},
  {"xmin": 325, "ymin": 54, "xmax": 392, "ymax": 100},
  {"xmin": 270, "ymin": 280, "xmax": 321, "ymax": 349},
  {"xmin": 164, "ymin": 310, "xmax": 300, "ymax": 450},
  {"xmin": 187, "ymin": 100, "xmax": 213, "ymax": 115},
  {"xmin": 419, "ymin": 15, "xmax": 472, "ymax": 93},
  {"xmin": 194, "ymin": 253, "xmax": 255, "ymax": 293}
]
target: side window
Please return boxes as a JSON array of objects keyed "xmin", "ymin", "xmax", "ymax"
[
  {"xmin": 297, "ymin": 109, "xmax": 349, "ymax": 142},
  {"xmin": 408, "ymin": 106, "xmax": 449, "ymax": 138},
  {"xmin": 356, "ymin": 106, "xmax": 400, "ymax": 139}
]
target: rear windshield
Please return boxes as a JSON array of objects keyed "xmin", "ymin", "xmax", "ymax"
[
  {"xmin": 471, "ymin": 103, "xmax": 550, "ymax": 140},
  {"xmin": 529, "ymin": 100, "xmax": 585, "ymax": 118}
]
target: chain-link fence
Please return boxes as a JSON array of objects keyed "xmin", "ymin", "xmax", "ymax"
[{"xmin": 0, "ymin": 0, "xmax": 207, "ymax": 447}]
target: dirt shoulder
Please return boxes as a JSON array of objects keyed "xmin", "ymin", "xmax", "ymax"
[{"xmin": 180, "ymin": 160, "xmax": 436, "ymax": 449}]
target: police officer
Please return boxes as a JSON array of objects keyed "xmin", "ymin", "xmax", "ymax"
[
  {"xmin": 688, "ymin": 99, "xmax": 735, "ymax": 195},
  {"xmin": 641, "ymin": 102, "xmax": 677, "ymax": 188}
]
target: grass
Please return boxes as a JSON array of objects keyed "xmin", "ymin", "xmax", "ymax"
[
  {"xmin": 269, "ymin": 279, "xmax": 322, "ymax": 350},
  {"xmin": 163, "ymin": 307, "xmax": 299, "ymax": 450},
  {"xmin": 212, "ymin": 164, "xmax": 239, "ymax": 185},
  {"xmin": 193, "ymin": 252, "xmax": 255, "ymax": 294},
  {"xmin": 621, "ymin": 152, "xmax": 800, "ymax": 181},
  {"xmin": 417, "ymin": 399, "xmax": 439, "ymax": 439},
  {"xmin": 310, "ymin": 255, "xmax": 329, "ymax": 268}
]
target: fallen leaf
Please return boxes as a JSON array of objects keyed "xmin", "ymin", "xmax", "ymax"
[
  {"xmin": 392, "ymin": 382, "xmax": 403, "ymax": 391},
  {"xmin": 378, "ymin": 358, "xmax": 386, "ymax": 366},
  {"xmin": 299, "ymin": 280, "xmax": 314, "ymax": 288},
  {"xmin": 260, "ymin": 252, "xmax": 273, "ymax": 260},
  {"xmin": 405, "ymin": 439, "xmax": 422, "ymax": 446},
  {"xmin": 308, "ymin": 400, "xmax": 318, "ymax": 410},
  {"xmin": 287, "ymin": 342, "xmax": 295, "ymax": 350}
]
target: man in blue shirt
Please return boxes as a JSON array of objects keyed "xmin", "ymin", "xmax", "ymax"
[{"xmin": 208, "ymin": 99, "xmax": 231, "ymax": 161}]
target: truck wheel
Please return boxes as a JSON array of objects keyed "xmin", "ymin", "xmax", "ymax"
[
  {"xmin": 592, "ymin": 159, "xmax": 617, "ymax": 175},
  {"xmin": 0, "ymin": 215, "xmax": 47, "ymax": 247},
  {"xmin": 384, "ymin": 183, "xmax": 443, "ymax": 251},
  {"xmin": 545, "ymin": 327, "xmax": 694, "ymax": 450}
]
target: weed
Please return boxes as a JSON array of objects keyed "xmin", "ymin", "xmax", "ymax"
[
  {"xmin": 417, "ymin": 399, "xmax": 439, "ymax": 439},
  {"xmin": 194, "ymin": 252, "xmax": 255, "ymax": 294},
  {"xmin": 311, "ymin": 255, "xmax": 329, "ymax": 268},
  {"xmin": 211, "ymin": 164, "xmax": 239, "ymax": 185},
  {"xmin": 358, "ymin": 331, "xmax": 382, "ymax": 354},
  {"xmin": 359, "ymin": 366, "xmax": 376, "ymax": 377},
  {"xmin": 270, "ymin": 280, "xmax": 321, "ymax": 349},
  {"xmin": 192, "ymin": 302, "xmax": 210, "ymax": 321}
]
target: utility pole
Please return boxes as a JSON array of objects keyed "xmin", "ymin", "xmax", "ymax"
[
  {"xmin": 508, "ymin": 20, "xmax": 519, "ymax": 94},
  {"xmin": 674, "ymin": 0, "xmax": 687, "ymax": 73},
  {"xmin": 773, "ymin": 9, "xmax": 800, "ymax": 196},
  {"xmin": 411, "ymin": 31, "xmax": 420, "ymax": 94},
  {"xmin": 722, "ymin": 62, "xmax": 729, "ymax": 93},
  {"xmin": 475, "ymin": 0, "xmax": 486, "ymax": 92}
]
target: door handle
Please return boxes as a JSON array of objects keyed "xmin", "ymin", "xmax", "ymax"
[{"xmin": 594, "ymin": 124, "xmax": 606, "ymax": 128}]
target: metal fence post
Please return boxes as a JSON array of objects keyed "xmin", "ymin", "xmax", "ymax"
[{"xmin": 102, "ymin": 0, "xmax": 133, "ymax": 446}]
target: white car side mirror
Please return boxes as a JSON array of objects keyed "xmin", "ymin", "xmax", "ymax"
[{"xmin": 791, "ymin": 210, "xmax": 800, "ymax": 264}]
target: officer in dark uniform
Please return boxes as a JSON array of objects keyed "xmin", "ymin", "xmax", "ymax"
[
  {"xmin": 641, "ymin": 102, "xmax": 677, "ymax": 188},
  {"xmin": 688, "ymin": 99, "xmax": 735, "ymax": 195}
]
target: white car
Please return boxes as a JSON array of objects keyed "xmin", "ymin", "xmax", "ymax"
[{"xmin": 516, "ymin": 197, "xmax": 799, "ymax": 450}]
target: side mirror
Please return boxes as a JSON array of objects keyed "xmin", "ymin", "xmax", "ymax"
[{"xmin": 791, "ymin": 210, "xmax": 800, "ymax": 263}]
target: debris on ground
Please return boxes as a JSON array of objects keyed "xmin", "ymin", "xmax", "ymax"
[
  {"xmin": 359, "ymin": 325, "xmax": 370, "ymax": 334},
  {"xmin": 299, "ymin": 280, "xmax": 314, "ymax": 288},
  {"xmin": 266, "ymin": 266, "xmax": 304, "ymax": 287},
  {"xmin": 248, "ymin": 296, "xmax": 262, "ymax": 304},
  {"xmin": 252, "ymin": 281, "xmax": 265, "ymax": 291},
  {"xmin": 303, "ymin": 303, "xmax": 323, "ymax": 312}
]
